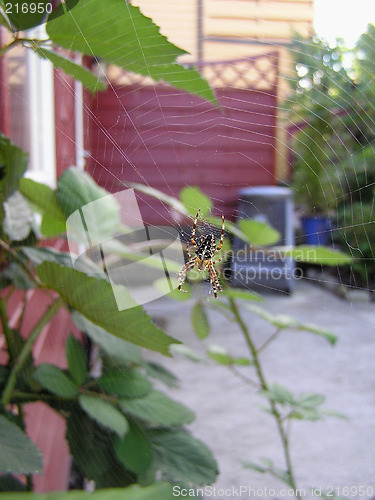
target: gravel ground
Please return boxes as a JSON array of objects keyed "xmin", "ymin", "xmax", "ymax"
[{"xmin": 143, "ymin": 280, "xmax": 375, "ymax": 500}]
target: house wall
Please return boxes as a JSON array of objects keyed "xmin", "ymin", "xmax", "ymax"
[{"xmin": 131, "ymin": 0, "xmax": 314, "ymax": 181}]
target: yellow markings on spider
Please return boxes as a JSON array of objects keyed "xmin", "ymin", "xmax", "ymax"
[{"xmin": 177, "ymin": 208, "xmax": 225, "ymax": 298}]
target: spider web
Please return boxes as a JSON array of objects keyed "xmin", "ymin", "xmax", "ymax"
[{"xmin": 3, "ymin": 0, "xmax": 375, "ymax": 496}]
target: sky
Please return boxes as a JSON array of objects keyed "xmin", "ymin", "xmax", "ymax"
[{"xmin": 314, "ymin": 0, "xmax": 375, "ymax": 46}]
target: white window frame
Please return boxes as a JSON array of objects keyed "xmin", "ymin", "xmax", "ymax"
[{"xmin": 25, "ymin": 25, "xmax": 56, "ymax": 187}]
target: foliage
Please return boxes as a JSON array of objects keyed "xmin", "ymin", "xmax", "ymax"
[
  {"xmin": 0, "ymin": 138, "xmax": 218, "ymax": 494},
  {"xmin": 0, "ymin": 0, "xmax": 216, "ymax": 103},
  {"xmin": 287, "ymin": 28, "xmax": 375, "ymax": 217}
]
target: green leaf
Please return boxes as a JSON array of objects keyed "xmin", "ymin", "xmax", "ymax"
[
  {"xmin": 114, "ymin": 423, "xmax": 152, "ymax": 474},
  {"xmin": 153, "ymin": 277, "xmax": 192, "ymax": 301},
  {"xmin": 285, "ymin": 245, "xmax": 352, "ymax": 266},
  {"xmin": 239, "ymin": 219, "xmax": 281, "ymax": 246},
  {"xmin": 241, "ymin": 460, "xmax": 267, "ymax": 473},
  {"xmin": 0, "ymin": 473, "xmax": 26, "ymax": 492},
  {"xmin": 3, "ymin": 191, "xmax": 33, "ymax": 241},
  {"xmin": 22, "ymin": 246, "xmax": 102, "ymax": 276},
  {"xmin": 0, "ymin": 262, "xmax": 35, "ymax": 290},
  {"xmin": 35, "ymin": 262, "xmax": 180, "ymax": 356},
  {"xmin": 66, "ymin": 411, "xmax": 113, "ymax": 480},
  {"xmin": 40, "ymin": 213, "xmax": 66, "ymax": 237},
  {"xmin": 33, "ymin": 47, "xmax": 105, "ymax": 94},
  {"xmin": 223, "ymin": 288, "xmax": 263, "ymax": 302},
  {"xmin": 33, "ymin": 364, "xmax": 79, "ymax": 398},
  {"xmin": 66, "ymin": 335, "xmax": 87, "ymax": 386},
  {"xmin": 296, "ymin": 393, "xmax": 325, "ymax": 408},
  {"xmin": 170, "ymin": 344, "xmax": 203, "ymax": 362},
  {"xmin": 19, "ymin": 178, "xmax": 66, "ymax": 237},
  {"xmin": 120, "ymin": 390, "xmax": 195, "ymax": 426},
  {"xmin": 191, "ymin": 302, "xmax": 210, "ymax": 339},
  {"xmin": 247, "ymin": 304, "xmax": 338, "ymax": 345},
  {"xmin": 149, "ymin": 428, "xmax": 218, "ymax": 485},
  {"xmin": 180, "ymin": 186, "xmax": 212, "ymax": 217},
  {"xmin": 128, "ymin": 183, "xmax": 188, "ymax": 216},
  {"xmin": 264, "ymin": 383, "xmax": 295, "ymax": 405},
  {"xmin": 98, "ymin": 369, "xmax": 151, "ymax": 398},
  {"xmin": 46, "ymin": 0, "xmax": 216, "ymax": 104},
  {"xmin": 79, "ymin": 395, "xmax": 129, "ymax": 438},
  {"xmin": 142, "ymin": 361, "xmax": 179, "ymax": 389},
  {"xmin": 5, "ymin": 0, "xmax": 48, "ymax": 31},
  {"xmin": 72, "ymin": 312, "xmax": 142, "ymax": 365},
  {"xmin": 0, "ymin": 415, "xmax": 43, "ymax": 474},
  {"xmin": 19, "ymin": 178, "xmax": 64, "ymax": 219},
  {"xmin": 56, "ymin": 167, "xmax": 120, "ymax": 244},
  {"xmin": 0, "ymin": 133, "xmax": 28, "ymax": 208}
]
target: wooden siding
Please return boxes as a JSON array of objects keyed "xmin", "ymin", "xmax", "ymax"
[
  {"xmin": 87, "ymin": 59, "xmax": 278, "ymax": 225},
  {"xmin": 131, "ymin": 0, "xmax": 198, "ymax": 60}
]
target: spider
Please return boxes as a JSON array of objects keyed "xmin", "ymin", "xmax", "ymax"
[{"xmin": 178, "ymin": 209, "xmax": 225, "ymax": 298}]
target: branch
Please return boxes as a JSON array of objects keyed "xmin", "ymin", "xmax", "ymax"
[{"xmin": 2, "ymin": 297, "xmax": 64, "ymax": 406}]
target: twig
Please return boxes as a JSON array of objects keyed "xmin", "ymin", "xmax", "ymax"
[
  {"xmin": 2, "ymin": 298, "xmax": 64, "ymax": 406},
  {"xmin": 228, "ymin": 297, "xmax": 301, "ymax": 498}
]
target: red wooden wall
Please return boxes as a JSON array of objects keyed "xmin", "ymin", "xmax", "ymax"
[{"xmin": 86, "ymin": 54, "xmax": 278, "ymax": 225}]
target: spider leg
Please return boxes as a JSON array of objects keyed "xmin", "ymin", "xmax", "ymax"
[
  {"xmin": 215, "ymin": 214, "xmax": 225, "ymax": 251},
  {"xmin": 191, "ymin": 208, "xmax": 200, "ymax": 246},
  {"xmin": 209, "ymin": 263, "xmax": 222, "ymax": 298},
  {"xmin": 212, "ymin": 254, "xmax": 225, "ymax": 265},
  {"xmin": 177, "ymin": 258, "xmax": 197, "ymax": 292},
  {"xmin": 186, "ymin": 240, "xmax": 192, "ymax": 260}
]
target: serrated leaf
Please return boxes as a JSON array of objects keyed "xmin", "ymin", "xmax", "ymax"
[
  {"xmin": 66, "ymin": 335, "xmax": 87, "ymax": 386},
  {"xmin": 180, "ymin": 187, "xmax": 212, "ymax": 217},
  {"xmin": 114, "ymin": 423, "xmax": 152, "ymax": 474},
  {"xmin": 0, "ymin": 134, "xmax": 28, "ymax": 208},
  {"xmin": 153, "ymin": 277, "xmax": 192, "ymax": 301},
  {"xmin": 191, "ymin": 302, "xmax": 210, "ymax": 339},
  {"xmin": 120, "ymin": 390, "xmax": 195, "ymax": 426},
  {"xmin": 239, "ymin": 219, "xmax": 281, "ymax": 246},
  {"xmin": 149, "ymin": 428, "xmax": 218, "ymax": 485},
  {"xmin": 46, "ymin": 0, "xmax": 216, "ymax": 104},
  {"xmin": 98, "ymin": 369, "xmax": 151, "ymax": 398},
  {"xmin": 33, "ymin": 363, "xmax": 79, "ymax": 397},
  {"xmin": 33, "ymin": 47, "xmax": 105, "ymax": 94},
  {"xmin": 142, "ymin": 361, "xmax": 179, "ymax": 389},
  {"xmin": 0, "ymin": 416, "xmax": 43, "ymax": 474},
  {"xmin": 35, "ymin": 262, "xmax": 180, "ymax": 356},
  {"xmin": 79, "ymin": 395, "xmax": 129, "ymax": 438},
  {"xmin": 207, "ymin": 350, "xmax": 233, "ymax": 365},
  {"xmin": 247, "ymin": 305, "xmax": 337, "ymax": 345},
  {"xmin": 285, "ymin": 245, "xmax": 352, "ymax": 266},
  {"xmin": 72, "ymin": 312, "xmax": 142, "ymax": 365}
]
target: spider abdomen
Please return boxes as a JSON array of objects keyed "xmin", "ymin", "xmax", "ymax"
[{"xmin": 195, "ymin": 234, "xmax": 216, "ymax": 261}]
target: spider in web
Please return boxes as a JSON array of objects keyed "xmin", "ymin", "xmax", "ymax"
[{"xmin": 178, "ymin": 209, "xmax": 225, "ymax": 298}]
